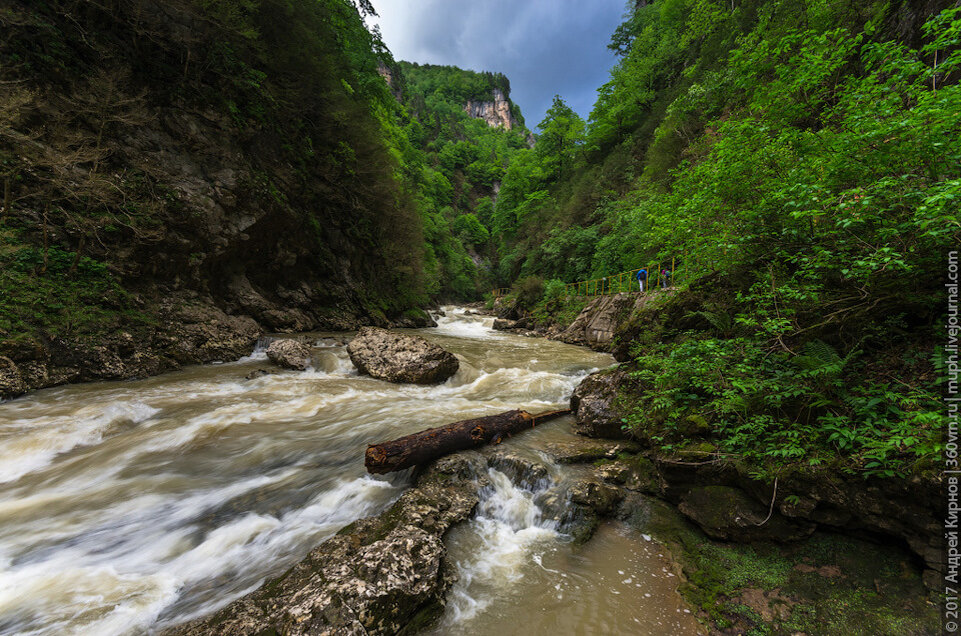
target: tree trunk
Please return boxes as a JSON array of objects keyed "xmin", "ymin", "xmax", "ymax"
[
  {"xmin": 2, "ymin": 176, "xmax": 9, "ymax": 221},
  {"xmin": 41, "ymin": 210, "xmax": 49, "ymax": 274},
  {"xmin": 69, "ymin": 234, "xmax": 86, "ymax": 276},
  {"xmin": 365, "ymin": 408, "xmax": 571, "ymax": 474}
]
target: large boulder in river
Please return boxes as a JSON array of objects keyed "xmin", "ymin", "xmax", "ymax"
[
  {"xmin": 266, "ymin": 339, "xmax": 311, "ymax": 370},
  {"xmin": 570, "ymin": 368, "xmax": 632, "ymax": 439},
  {"xmin": 347, "ymin": 327, "xmax": 459, "ymax": 384}
]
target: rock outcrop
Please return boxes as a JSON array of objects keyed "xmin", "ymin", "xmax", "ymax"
[
  {"xmin": 464, "ymin": 89, "xmax": 517, "ymax": 130},
  {"xmin": 555, "ymin": 293, "xmax": 647, "ymax": 349},
  {"xmin": 568, "ymin": 371, "xmax": 944, "ymax": 585},
  {"xmin": 388, "ymin": 309, "xmax": 438, "ymax": 329},
  {"xmin": 569, "ymin": 368, "xmax": 632, "ymax": 439},
  {"xmin": 677, "ymin": 485, "xmax": 815, "ymax": 542},
  {"xmin": 347, "ymin": 327, "xmax": 459, "ymax": 384},
  {"xmin": 0, "ymin": 356, "xmax": 27, "ymax": 400},
  {"xmin": 0, "ymin": 294, "xmax": 262, "ymax": 400},
  {"xmin": 0, "ymin": 3, "xmax": 436, "ymax": 400},
  {"xmin": 266, "ymin": 339, "xmax": 312, "ymax": 370},
  {"xmin": 168, "ymin": 454, "xmax": 487, "ymax": 636}
]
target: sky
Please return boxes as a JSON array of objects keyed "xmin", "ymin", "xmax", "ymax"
[{"xmin": 370, "ymin": 0, "xmax": 628, "ymax": 130}]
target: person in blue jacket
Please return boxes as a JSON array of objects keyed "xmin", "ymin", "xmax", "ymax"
[{"xmin": 636, "ymin": 268, "xmax": 647, "ymax": 292}]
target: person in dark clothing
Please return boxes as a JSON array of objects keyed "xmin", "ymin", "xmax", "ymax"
[
  {"xmin": 636, "ymin": 268, "xmax": 647, "ymax": 292},
  {"xmin": 661, "ymin": 268, "xmax": 672, "ymax": 289}
]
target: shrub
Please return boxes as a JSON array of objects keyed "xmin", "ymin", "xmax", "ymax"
[
  {"xmin": 511, "ymin": 275, "xmax": 544, "ymax": 308},
  {"xmin": 542, "ymin": 278, "xmax": 567, "ymax": 303}
]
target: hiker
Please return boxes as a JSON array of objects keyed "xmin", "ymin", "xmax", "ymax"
[
  {"xmin": 636, "ymin": 268, "xmax": 647, "ymax": 292},
  {"xmin": 661, "ymin": 268, "xmax": 671, "ymax": 289}
]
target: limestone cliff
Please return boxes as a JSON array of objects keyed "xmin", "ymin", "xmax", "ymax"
[{"xmin": 464, "ymin": 89, "xmax": 518, "ymax": 130}]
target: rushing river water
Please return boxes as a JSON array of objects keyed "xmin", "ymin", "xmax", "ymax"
[{"xmin": 0, "ymin": 308, "xmax": 700, "ymax": 635}]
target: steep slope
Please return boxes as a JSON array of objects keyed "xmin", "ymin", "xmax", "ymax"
[
  {"xmin": 387, "ymin": 62, "xmax": 532, "ymax": 297},
  {"xmin": 0, "ymin": 0, "xmax": 431, "ymax": 397},
  {"xmin": 493, "ymin": 0, "xmax": 960, "ymax": 479}
]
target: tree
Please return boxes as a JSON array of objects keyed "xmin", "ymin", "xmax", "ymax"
[{"xmin": 536, "ymin": 96, "xmax": 585, "ymax": 180}]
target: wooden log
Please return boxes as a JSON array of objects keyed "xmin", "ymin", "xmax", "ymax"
[{"xmin": 365, "ymin": 408, "xmax": 571, "ymax": 474}]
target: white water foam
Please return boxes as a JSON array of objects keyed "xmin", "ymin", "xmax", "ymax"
[
  {"xmin": 236, "ymin": 337, "xmax": 271, "ymax": 363},
  {"xmin": 433, "ymin": 307, "xmax": 497, "ymax": 339},
  {"xmin": 444, "ymin": 469, "xmax": 560, "ymax": 624},
  {"xmin": 0, "ymin": 401, "xmax": 160, "ymax": 485},
  {"xmin": 0, "ymin": 305, "xmax": 615, "ymax": 635},
  {"xmin": 0, "ymin": 474, "xmax": 399, "ymax": 636}
]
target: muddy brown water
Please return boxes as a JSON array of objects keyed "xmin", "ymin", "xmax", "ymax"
[{"xmin": 0, "ymin": 308, "xmax": 701, "ymax": 635}]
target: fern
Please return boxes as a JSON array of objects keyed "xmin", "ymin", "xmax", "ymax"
[
  {"xmin": 794, "ymin": 339, "xmax": 841, "ymax": 372},
  {"xmin": 685, "ymin": 309, "xmax": 734, "ymax": 336}
]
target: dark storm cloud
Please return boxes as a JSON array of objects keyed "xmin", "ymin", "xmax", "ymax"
[{"xmin": 371, "ymin": 0, "xmax": 628, "ymax": 130}]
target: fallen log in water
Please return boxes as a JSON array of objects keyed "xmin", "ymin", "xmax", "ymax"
[{"xmin": 365, "ymin": 408, "xmax": 571, "ymax": 474}]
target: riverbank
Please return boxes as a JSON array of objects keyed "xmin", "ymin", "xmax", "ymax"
[
  {"xmin": 0, "ymin": 293, "xmax": 436, "ymax": 401},
  {"xmin": 489, "ymin": 287, "xmax": 942, "ymax": 633},
  {"xmin": 0, "ymin": 309, "xmax": 625, "ymax": 634},
  {"xmin": 165, "ymin": 421, "xmax": 938, "ymax": 635},
  {"xmin": 0, "ymin": 305, "xmax": 939, "ymax": 634}
]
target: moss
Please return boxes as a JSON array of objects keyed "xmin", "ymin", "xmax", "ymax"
[
  {"xmin": 620, "ymin": 493, "xmax": 936, "ymax": 634},
  {"xmin": 402, "ymin": 308, "xmax": 429, "ymax": 321},
  {"xmin": 683, "ymin": 441, "xmax": 717, "ymax": 455},
  {"xmin": 0, "ymin": 237, "xmax": 151, "ymax": 341},
  {"xmin": 620, "ymin": 454, "xmax": 660, "ymax": 491}
]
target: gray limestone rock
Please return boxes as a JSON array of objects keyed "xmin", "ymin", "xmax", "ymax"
[
  {"xmin": 347, "ymin": 327, "xmax": 458, "ymax": 384},
  {"xmin": 569, "ymin": 368, "xmax": 632, "ymax": 439},
  {"xmin": 0, "ymin": 356, "xmax": 26, "ymax": 400},
  {"xmin": 266, "ymin": 339, "xmax": 312, "ymax": 371}
]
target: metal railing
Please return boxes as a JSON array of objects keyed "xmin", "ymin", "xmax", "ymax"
[
  {"xmin": 565, "ymin": 258, "xmax": 681, "ymax": 298},
  {"xmin": 492, "ymin": 258, "xmax": 686, "ymax": 300}
]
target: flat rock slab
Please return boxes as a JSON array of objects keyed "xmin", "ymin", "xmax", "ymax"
[
  {"xmin": 347, "ymin": 327, "xmax": 458, "ymax": 384},
  {"xmin": 542, "ymin": 438, "xmax": 642, "ymax": 464}
]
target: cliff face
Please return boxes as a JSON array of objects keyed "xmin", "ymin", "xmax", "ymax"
[
  {"xmin": 0, "ymin": 0, "xmax": 432, "ymax": 399},
  {"xmin": 464, "ymin": 89, "xmax": 518, "ymax": 130}
]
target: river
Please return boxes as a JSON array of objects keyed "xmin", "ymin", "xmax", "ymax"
[{"xmin": 0, "ymin": 308, "xmax": 700, "ymax": 635}]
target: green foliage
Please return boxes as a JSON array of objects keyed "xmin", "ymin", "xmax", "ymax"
[
  {"xmin": 490, "ymin": 2, "xmax": 958, "ymax": 476},
  {"xmin": 1, "ymin": 0, "xmax": 432, "ymax": 324},
  {"xmin": 542, "ymin": 278, "xmax": 568, "ymax": 302},
  {"xmin": 623, "ymin": 332, "xmax": 943, "ymax": 476},
  {"xmin": 510, "ymin": 275, "xmax": 545, "ymax": 308},
  {"xmin": 0, "ymin": 234, "xmax": 144, "ymax": 338},
  {"xmin": 393, "ymin": 61, "xmax": 531, "ymax": 298},
  {"xmin": 452, "ymin": 213, "xmax": 490, "ymax": 246}
]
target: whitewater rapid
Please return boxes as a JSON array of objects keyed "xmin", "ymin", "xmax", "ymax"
[{"xmin": 0, "ymin": 308, "xmax": 613, "ymax": 635}]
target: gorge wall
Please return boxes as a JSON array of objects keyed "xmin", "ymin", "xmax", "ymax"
[
  {"xmin": 0, "ymin": 0, "xmax": 433, "ymax": 398},
  {"xmin": 464, "ymin": 89, "xmax": 518, "ymax": 130}
]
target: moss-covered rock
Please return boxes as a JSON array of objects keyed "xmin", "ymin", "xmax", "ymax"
[{"xmin": 678, "ymin": 485, "xmax": 816, "ymax": 543}]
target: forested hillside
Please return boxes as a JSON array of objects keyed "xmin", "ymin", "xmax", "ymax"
[
  {"xmin": 388, "ymin": 61, "xmax": 530, "ymax": 297},
  {"xmin": 1, "ymin": 2, "xmax": 958, "ymax": 633},
  {"xmin": 0, "ymin": 0, "xmax": 528, "ymax": 396},
  {"xmin": 494, "ymin": 0, "xmax": 960, "ymax": 477}
]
